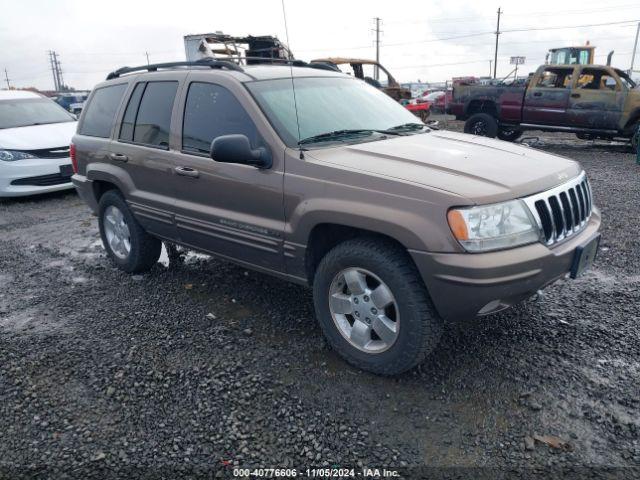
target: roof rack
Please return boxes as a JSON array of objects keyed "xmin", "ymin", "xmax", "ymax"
[
  {"xmin": 105, "ymin": 57, "xmax": 341, "ymax": 81},
  {"xmin": 105, "ymin": 58, "xmax": 244, "ymax": 80},
  {"xmin": 215, "ymin": 56, "xmax": 341, "ymax": 72}
]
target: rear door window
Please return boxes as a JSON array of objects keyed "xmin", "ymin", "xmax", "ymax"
[
  {"xmin": 131, "ymin": 81, "xmax": 178, "ymax": 148},
  {"xmin": 182, "ymin": 82, "xmax": 259, "ymax": 155},
  {"xmin": 535, "ymin": 68, "xmax": 573, "ymax": 89},
  {"xmin": 79, "ymin": 84, "xmax": 127, "ymax": 138}
]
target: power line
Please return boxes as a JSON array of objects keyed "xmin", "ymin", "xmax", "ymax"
[
  {"xmin": 502, "ymin": 19, "xmax": 640, "ymax": 33},
  {"xmin": 296, "ymin": 31, "xmax": 636, "ymax": 54},
  {"xmin": 300, "ymin": 17, "xmax": 640, "ymax": 52},
  {"xmin": 403, "ymin": 19, "xmax": 640, "ymax": 44},
  {"xmin": 384, "ymin": 2, "xmax": 640, "ymax": 25}
]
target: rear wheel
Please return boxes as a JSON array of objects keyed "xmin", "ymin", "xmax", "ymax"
[
  {"xmin": 631, "ymin": 126, "xmax": 639, "ymax": 153},
  {"xmin": 313, "ymin": 238, "xmax": 442, "ymax": 375},
  {"xmin": 98, "ymin": 190, "xmax": 161, "ymax": 273},
  {"xmin": 464, "ymin": 113, "xmax": 498, "ymax": 138}
]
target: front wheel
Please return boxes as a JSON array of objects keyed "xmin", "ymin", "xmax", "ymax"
[
  {"xmin": 464, "ymin": 113, "xmax": 498, "ymax": 138},
  {"xmin": 313, "ymin": 238, "xmax": 442, "ymax": 375},
  {"xmin": 98, "ymin": 190, "xmax": 161, "ymax": 273}
]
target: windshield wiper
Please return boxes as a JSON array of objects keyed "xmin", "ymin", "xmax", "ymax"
[
  {"xmin": 383, "ymin": 122, "xmax": 429, "ymax": 133},
  {"xmin": 22, "ymin": 121, "xmax": 74, "ymax": 127},
  {"xmin": 298, "ymin": 129, "xmax": 400, "ymax": 146}
]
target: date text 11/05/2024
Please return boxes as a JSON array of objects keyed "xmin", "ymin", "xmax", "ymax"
[{"xmin": 232, "ymin": 467, "xmax": 400, "ymax": 477}]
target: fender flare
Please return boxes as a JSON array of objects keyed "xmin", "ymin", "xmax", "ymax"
[
  {"xmin": 463, "ymin": 97, "xmax": 500, "ymax": 119},
  {"xmin": 85, "ymin": 162, "xmax": 136, "ymax": 200},
  {"xmin": 290, "ymin": 198, "xmax": 454, "ymax": 253}
]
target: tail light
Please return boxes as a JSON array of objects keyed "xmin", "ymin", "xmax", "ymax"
[{"xmin": 70, "ymin": 143, "xmax": 77, "ymax": 173}]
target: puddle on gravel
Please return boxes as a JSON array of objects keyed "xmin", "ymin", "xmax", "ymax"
[
  {"xmin": 158, "ymin": 245, "xmax": 170, "ymax": 267},
  {"xmin": 0, "ymin": 307, "xmax": 67, "ymax": 335},
  {"xmin": 158, "ymin": 244, "xmax": 211, "ymax": 268},
  {"xmin": 568, "ymin": 269, "xmax": 640, "ymax": 292}
]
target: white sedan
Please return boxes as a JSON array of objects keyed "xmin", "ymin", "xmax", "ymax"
[{"xmin": 0, "ymin": 90, "xmax": 77, "ymax": 197}]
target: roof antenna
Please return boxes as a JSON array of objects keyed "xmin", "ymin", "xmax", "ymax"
[{"xmin": 280, "ymin": 0, "xmax": 304, "ymax": 159}]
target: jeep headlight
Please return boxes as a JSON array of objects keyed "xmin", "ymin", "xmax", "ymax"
[
  {"xmin": 447, "ymin": 199, "xmax": 541, "ymax": 252},
  {"xmin": 0, "ymin": 150, "xmax": 38, "ymax": 162}
]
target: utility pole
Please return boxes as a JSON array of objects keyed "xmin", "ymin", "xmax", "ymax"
[
  {"xmin": 373, "ymin": 17, "xmax": 381, "ymax": 81},
  {"xmin": 4, "ymin": 69, "xmax": 11, "ymax": 89},
  {"xmin": 631, "ymin": 22, "xmax": 640, "ymax": 73},
  {"xmin": 54, "ymin": 52, "xmax": 65, "ymax": 92},
  {"xmin": 493, "ymin": 7, "xmax": 502, "ymax": 79},
  {"xmin": 145, "ymin": 51, "xmax": 150, "ymax": 66},
  {"xmin": 48, "ymin": 50, "xmax": 59, "ymax": 91}
]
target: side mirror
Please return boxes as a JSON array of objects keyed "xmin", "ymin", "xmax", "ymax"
[{"xmin": 210, "ymin": 134, "xmax": 272, "ymax": 169}]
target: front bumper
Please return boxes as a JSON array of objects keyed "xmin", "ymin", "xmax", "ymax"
[
  {"xmin": 410, "ymin": 209, "xmax": 601, "ymax": 321},
  {"xmin": 0, "ymin": 157, "xmax": 74, "ymax": 197}
]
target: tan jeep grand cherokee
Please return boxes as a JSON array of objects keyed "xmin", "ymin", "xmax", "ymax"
[{"xmin": 71, "ymin": 60, "xmax": 601, "ymax": 375}]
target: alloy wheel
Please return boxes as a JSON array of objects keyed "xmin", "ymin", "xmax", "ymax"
[
  {"xmin": 103, "ymin": 205, "xmax": 131, "ymax": 259},
  {"xmin": 328, "ymin": 267, "xmax": 400, "ymax": 353},
  {"xmin": 471, "ymin": 120, "xmax": 487, "ymax": 136}
]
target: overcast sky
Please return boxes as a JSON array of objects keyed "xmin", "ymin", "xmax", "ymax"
[{"xmin": 1, "ymin": 0, "xmax": 639, "ymax": 91}]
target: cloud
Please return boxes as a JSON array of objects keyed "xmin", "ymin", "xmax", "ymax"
[{"xmin": 1, "ymin": 0, "xmax": 638, "ymax": 90}]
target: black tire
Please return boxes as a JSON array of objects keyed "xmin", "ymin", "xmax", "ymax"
[
  {"xmin": 497, "ymin": 128, "xmax": 522, "ymax": 142},
  {"xmin": 312, "ymin": 237, "xmax": 442, "ymax": 375},
  {"xmin": 576, "ymin": 133, "xmax": 594, "ymax": 141},
  {"xmin": 98, "ymin": 189, "xmax": 161, "ymax": 273},
  {"xmin": 631, "ymin": 126, "xmax": 639, "ymax": 153},
  {"xmin": 464, "ymin": 113, "xmax": 498, "ymax": 138}
]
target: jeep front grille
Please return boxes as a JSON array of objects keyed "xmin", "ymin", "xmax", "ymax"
[{"xmin": 522, "ymin": 172, "xmax": 593, "ymax": 246}]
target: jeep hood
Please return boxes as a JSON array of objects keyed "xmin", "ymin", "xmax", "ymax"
[
  {"xmin": 0, "ymin": 121, "xmax": 77, "ymax": 150},
  {"xmin": 306, "ymin": 130, "xmax": 582, "ymax": 204}
]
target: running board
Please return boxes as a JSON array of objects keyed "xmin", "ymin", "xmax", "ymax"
[{"xmin": 518, "ymin": 123, "xmax": 619, "ymax": 135}]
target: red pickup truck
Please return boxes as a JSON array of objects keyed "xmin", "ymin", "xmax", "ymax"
[{"xmin": 448, "ymin": 64, "xmax": 639, "ymax": 150}]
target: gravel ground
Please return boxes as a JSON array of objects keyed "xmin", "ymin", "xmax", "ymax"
[{"xmin": 1, "ymin": 124, "xmax": 639, "ymax": 479}]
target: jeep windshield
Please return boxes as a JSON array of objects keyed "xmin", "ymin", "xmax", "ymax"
[
  {"xmin": 246, "ymin": 77, "xmax": 426, "ymax": 148},
  {"xmin": 0, "ymin": 98, "xmax": 76, "ymax": 129}
]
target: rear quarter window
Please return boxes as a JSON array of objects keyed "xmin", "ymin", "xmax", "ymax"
[{"xmin": 79, "ymin": 84, "xmax": 127, "ymax": 138}]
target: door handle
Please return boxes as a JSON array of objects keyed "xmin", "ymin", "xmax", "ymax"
[
  {"xmin": 109, "ymin": 153, "xmax": 129, "ymax": 162},
  {"xmin": 533, "ymin": 92, "xmax": 542, "ymax": 97},
  {"xmin": 174, "ymin": 166, "xmax": 199, "ymax": 178},
  {"xmin": 571, "ymin": 93, "xmax": 581, "ymax": 98}
]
